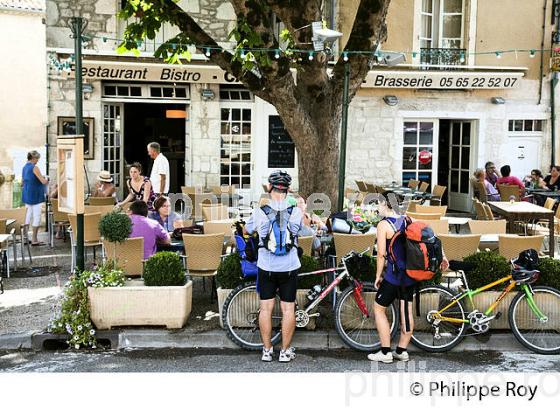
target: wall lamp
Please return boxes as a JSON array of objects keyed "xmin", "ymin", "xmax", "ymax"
[
  {"xmin": 491, "ymin": 97, "xmax": 506, "ymax": 104},
  {"xmin": 383, "ymin": 95, "xmax": 399, "ymax": 106}
]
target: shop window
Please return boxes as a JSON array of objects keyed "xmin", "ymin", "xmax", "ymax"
[
  {"xmin": 508, "ymin": 119, "xmax": 543, "ymax": 133},
  {"xmin": 219, "ymin": 86, "xmax": 254, "ymax": 101},
  {"xmin": 220, "ymin": 107, "xmax": 252, "ymax": 188},
  {"xmin": 402, "ymin": 121, "xmax": 435, "ymax": 188}
]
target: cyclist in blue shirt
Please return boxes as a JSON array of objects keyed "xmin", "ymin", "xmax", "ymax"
[{"xmin": 245, "ymin": 171, "xmax": 303, "ymax": 363}]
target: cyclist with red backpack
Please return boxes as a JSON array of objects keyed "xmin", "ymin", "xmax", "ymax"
[
  {"xmin": 244, "ymin": 170, "xmax": 303, "ymax": 363},
  {"xmin": 368, "ymin": 192, "xmax": 449, "ymax": 363}
]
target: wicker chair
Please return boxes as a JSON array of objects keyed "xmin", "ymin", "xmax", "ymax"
[
  {"xmin": 415, "ymin": 219, "xmax": 449, "ymax": 235},
  {"xmin": 201, "ymin": 204, "xmax": 229, "ymax": 221},
  {"xmin": 258, "ymin": 194, "xmax": 271, "ymax": 208},
  {"xmin": 182, "ymin": 233, "xmax": 225, "ymax": 301},
  {"xmin": 482, "ymin": 203, "xmax": 496, "ymax": 220},
  {"xmin": 406, "ymin": 199, "xmax": 422, "ymax": 213},
  {"xmin": 418, "ymin": 181, "xmax": 429, "ymax": 193},
  {"xmin": 88, "ymin": 196, "xmax": 116, "ymax": 206},
  {"xmin": 430, "ymin": 185, "xmax": 447, "ymax": 206},
  {"xmin": 68, "ymin": 212, "xmax": 103, "ymax": 272},
  {"xmin": 543, "ymin": 197, "xmax": 556, "ymax": 210},
  {"xmin": 472, "ymin": 181, "xmax": 488, "ymax": 203},
  {"xmin": 498, "ymin": 235, "xmax": 545, "ymax": 260},
  {"xmin": 204, "ymin": 220, "xmax": 235, "ymax": 251},
  {"xmin": 468, "ymin": 219, "xmax": 507, "ymax": 234},
  {"xmin": 84, "ymin": 205, "xmax": 114, "ymax": 217},
  {"xmin": 0, "ymin": 207, "xmax": 31, "ymax": 264},
  {"xmin": 298, "ymin": 236, "xmax": 314, "ymax": 257},
  {"xmin": 408, "ymin": 179, "xmax": 420, "ymax": 190},
  {"xmin": 48, "ymin": 198, "xmax": 70, "ymax": 247},
  {"xmin": 473, "ymin": 199, "xmax": 489, "ymax": 220},
  {"xmin": 102, "ymin": 237, "xmax": 145, "ymax": 277},
  {"xmin": 415, "ymin": 205, "xmax": 448, "ymax": 215},
  {"xmin": 406, "ymin": 211, "xmax": 442, "ymax": 220},
  {"xmin": 332, "ymin": 233, "xmax": 375, "ymax": 264},
  {"xmin": 497, "ymin": 184, "xmax": 521, "ymax": 202},
  {"xmin": 365, "ymin": 182, "xmax": 376, "ymax": 193},
  {"xmin": 438, "ymin": 234, "xmax": 481, "ymax": 262},
  {"xmin": 181, "ymin": 186, "xmax": 197, "ymax": 195}
]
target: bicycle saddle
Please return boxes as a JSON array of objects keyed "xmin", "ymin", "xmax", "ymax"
[{"xmin": 511, "ymin": 268, "xmax": 540, "ymax": 284}]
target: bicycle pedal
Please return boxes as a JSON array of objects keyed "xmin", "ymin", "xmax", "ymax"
[{"xmin": 307, "ymin": 313, "xmax": 321, "ymax": 318}]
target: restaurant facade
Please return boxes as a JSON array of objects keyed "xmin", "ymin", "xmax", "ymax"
[{"xmin": 42, "ymin": 0, "xmax": 559, "ymax": 212}]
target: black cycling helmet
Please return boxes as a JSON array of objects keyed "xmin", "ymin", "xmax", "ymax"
[
  {"xmin": 514, "ymin": 249, "xmax": 539, "ymax": 270},
  {"xmin": 268, "ymin": 170, "xmax": 292, "ymax": 191}
]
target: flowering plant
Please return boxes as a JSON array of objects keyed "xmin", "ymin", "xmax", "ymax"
[
  {"xmin": 349, "ymin": 206, "xmax": 382, "ymax": 233},
  {"xmin": 48, "ymin": 261, "xmax": 125, "ymax": 349}
]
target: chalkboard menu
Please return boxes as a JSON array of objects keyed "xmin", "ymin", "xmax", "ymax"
[{"xmin": 268, "ymin": 115, "xmax": 295, "ymax": 168}]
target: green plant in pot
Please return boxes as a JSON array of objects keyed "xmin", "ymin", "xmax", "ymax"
[
  {"xmin": 462, "ymin": 251, "xmax": 511, "ymax": 290},
  {"xmin": 143, "ymin": 251, "xmax": 186, "ymax": 286},
  {"xmin": 216, "ymin": 253, "xmax": 243, "ymax": 289},
  {"xmin": 297, "ymin": 255, "xmax": 322, "ymax": 289},
  {"xmin": 98, "ymin": 211, "xmax": 132, "ymax": 262},
  {"xmin": 536, "ymin": 257, "xmax": 560, "ymax": 289}
]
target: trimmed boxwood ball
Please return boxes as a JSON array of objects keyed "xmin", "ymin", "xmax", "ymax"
[
  {"xmin": 98, "ymin": 211, "xmax": 132, "ymax": 243},
  {"xmin": 462, "ymin": 251, "xmax": 511, "ymax": 290},
  {"xmin": 297, "ymin": 255, "xmax": 321, "ymax": 289},
  {"xmin": 536, "ymin": 258, "xmax": 560, "ymax": 289},
  {"xmin": 216, "ymin": 253, "xmax": 243, "ymax": 289},
  {"xmin": 143, "ymin": 252, "xmax": 186, "ymax": 287}
]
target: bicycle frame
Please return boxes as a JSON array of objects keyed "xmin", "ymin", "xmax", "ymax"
[{"xmin": 435, "ymin": 274, "xmax": 547, "ymax": 324}]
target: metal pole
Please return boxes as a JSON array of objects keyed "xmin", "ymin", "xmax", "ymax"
[
  {"xmin": 552, "ymin": 73, "xmax": 558, "ymax": 167},
  {"xmin": 337, "ymin": 62, "xmax": 350, "ymax": 211},
  {"xmin": 71, "ymin": 17, "xmax": 85, "ymax": 273}
]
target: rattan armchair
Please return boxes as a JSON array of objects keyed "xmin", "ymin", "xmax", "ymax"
[
  {"xmin": 416, "ymin": 219, "xmax": 449, "ymax": 235},
  {"xmin": 201, "ymin": 204, "xmax": 229, "ymax": 221},
  {"xmin": 68, "ymin": 212, "xmax": 103, "ymax": 272},
  {"xmin": 48, "ymin": 198, "xmax": 70, "ymax": 247},
  {"xmin": 438, "ymin": 234, "xmax": 481, "ymax": 261},
  {"xmin": 418, "ymin": 181, "xmax": 429, "ymax": 193},
  {"xmin": 468, "ymin": 219, "xmax": 507, "ymax": 234},
  {"xmin": 430, "ymin": 185, "xmax": 447, "ymax": 206},
  {"xmin": 88, "ymin": 196, "xmax": 116, "ymax": 206},
  {"xmin": 497, "ymin": 184, "xmax": 521, "ymax": 202},
  {"xmin": 498, "ymin": 234, "xmax": 545, "ymax": 260},
  {"xmin": 408, "ymin": 179, "xmax": 420, "ymax": 190},
  {"xmin": 415, "ymin": 205, "xmax": 448, "ymax": 215},
  {"xmin": 298, "ymin": 236, "xmax": 314, "ymax": 257},
  {"xmin": 102, "ymin": 237, "xmax": 145, "ymax": 277},
  {"xmin": 406, "ymin": 211, "xmax": 443, "ymax": 220}
]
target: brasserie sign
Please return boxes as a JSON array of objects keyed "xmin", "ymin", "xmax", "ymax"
[{"xmin": 69, "ymin": 60, "xmax": 524, "ymax": 89}]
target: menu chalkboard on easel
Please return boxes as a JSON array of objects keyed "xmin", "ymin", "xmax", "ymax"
[{"xmin": 268, "ymin": 115, "xmax": 295, "ymax": 168}]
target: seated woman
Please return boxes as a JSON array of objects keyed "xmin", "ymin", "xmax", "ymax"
[
  {"xmin": 544, "ymin": 165, "xmax": 560, "ymax": 191},
  {"xmin": 527, "ymin": 169, "xmax": 547, "ymax": 189},
  {"xmin": 93, "ymin": 170, "xmax": 116, "ymax": 198},
  {"xmin": 474, "ymin": 168, "xmax": 500, "ymax": 201},
  {"xmin": 117, "ymin": 162, "xmax": 157, "ymax": 211},
  {"xmin": 149, "ymin": 196, "xmax": 184, "ymax": 232}
]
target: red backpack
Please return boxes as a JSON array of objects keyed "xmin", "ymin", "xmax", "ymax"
[{"xmin": 387, "ymin": 217, "xmax": 443, "ymax": 281}]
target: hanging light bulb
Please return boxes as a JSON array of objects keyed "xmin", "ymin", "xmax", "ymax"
[
  {"xmin": 342, "ymin": 52, "xmax": 348, "ymax": 62},
  {"xmin": 459, "ymin": 51, "xmax": 465, "ymax": 63},
  {"xmin": 412, "ymin": 51, "xmax": 417, "ymax": 58},
  {"xmin": 205, "ymin": 48, "xmax": 211, "ymax": 57},
  {"xmin": 240, "ymin": 49, "xmax": 246, "ymax": 59},
  {"xmin": 274, "ymin": 49, "xmax": 280, "ymax": 59},
  {"xmin": 529, "ymin": 49, "xmax": 536, "ymax": 58},
  {"xmin": 308, "ymin": 51, "xmax": 314, "ymax": 61},
  {"xmin": 495, "ymin": 51, "xmax": 502, "ymax": 59}
]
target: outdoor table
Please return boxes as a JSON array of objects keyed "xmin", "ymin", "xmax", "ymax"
[
  {"xmin": 488, "ymin": 201, "xmax": 554, "ymax": 256},
  {"xmin": 442, "ymin": 216, "xmax": 471, "ymax": 234}
]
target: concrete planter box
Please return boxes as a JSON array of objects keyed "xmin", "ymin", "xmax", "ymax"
[
  {"xmin": 416, "ymin": 290, "xmax": 559, "ymax": 330},
  {"xmin": 88, "ymin": 280, "xmax": 192, "ymax": 330},
  {"xmin": 217, "ymin": 287, "xmax": 315, "ymax": 329}
]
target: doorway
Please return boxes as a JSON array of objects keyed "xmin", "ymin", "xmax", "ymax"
[{"xmin": 123, "ymin": 103, "xmax": 187, "ymax": 194}]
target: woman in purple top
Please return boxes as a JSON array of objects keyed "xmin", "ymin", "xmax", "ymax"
[
  {"xmin": 128, "ymin": 200, "xmax": 170, "ymax": 259},
  {"xmin": 22, "ymin": 150, "xmax": 49, "ymax": 245}
]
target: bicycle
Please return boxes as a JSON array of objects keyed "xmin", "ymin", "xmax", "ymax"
[
  {"xmin": 221, "ymin": 249, "xmax": 399, "ymax": 351},
  {"xmin": 411, "ymin": 260, "xmax": 560, "ymax": 355}
]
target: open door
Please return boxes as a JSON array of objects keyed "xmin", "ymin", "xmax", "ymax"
[{"xmin": 447, "ymin": 121, "xmax": 472, "ymax": 212}]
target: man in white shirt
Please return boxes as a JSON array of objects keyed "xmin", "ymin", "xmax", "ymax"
[{"xmin": 147, "ymin": 142, "xmax": 170, "ymax": 194}]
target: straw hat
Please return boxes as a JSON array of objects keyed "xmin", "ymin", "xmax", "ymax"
[{"xmin": 97, "ymin": 170, "xmax": 113, "ymax": 183}]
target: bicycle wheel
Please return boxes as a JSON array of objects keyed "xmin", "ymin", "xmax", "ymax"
[
  {"xmin": 334, "ymin": 282, "xmax": 399, "ymax": 351},
  {"xmin": 509, "ymin": 285, "xmax": 560, "ymax": 355},
  {"xmin": 222, "ymin": 282, "xmax": 283, "ymax": 350},
  {"xmin": 411, "ymin": 285, "xmax": 467, "ymax": 352}
]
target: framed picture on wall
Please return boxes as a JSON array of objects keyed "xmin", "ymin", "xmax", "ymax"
[{"xmin": 57, "ymin": 117, "xmax": 94, "ymax": 159}]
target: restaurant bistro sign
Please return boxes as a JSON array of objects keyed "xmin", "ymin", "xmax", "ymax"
[{"xmin": 71, "ymin": 61, "xmax": 524, "ymax": 89}]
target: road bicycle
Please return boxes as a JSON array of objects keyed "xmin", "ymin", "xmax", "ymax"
[
  {"xmin": 221, "ymin": 249, "xmax": 398, "ymax": 351},
  {"xmin": 411, "ymin": 260, "xmax": 560, "ymax": 355}
]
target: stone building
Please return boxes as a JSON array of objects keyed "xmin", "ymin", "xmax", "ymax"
[{"xmin": 43, "ymin": 0, "xmax": 559, "ymax": 212}]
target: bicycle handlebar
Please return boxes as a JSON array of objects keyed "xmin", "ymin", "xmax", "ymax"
[{"xmin": 341, "ymin": 247, "xmax": 371, "ymax": 261}]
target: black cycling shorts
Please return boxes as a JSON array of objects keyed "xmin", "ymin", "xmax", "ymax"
[
  {"xmin": 258, "ymin": 268, "xmax": 298, "ymax": 303},
  {"xmin": 375, "ymin": 279, "xmax": 415, "ymax": 307}
]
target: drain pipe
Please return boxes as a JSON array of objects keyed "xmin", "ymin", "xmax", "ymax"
[
  {"xmin": 539, "ymin": 0, "xmax": 548, "ymax": 105},
  {"xmin": 552, "ymin": 0, "xmax": 559, "ymax": 166}
]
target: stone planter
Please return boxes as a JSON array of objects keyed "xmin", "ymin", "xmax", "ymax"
[
  {"xmin": 88, "ymin": 280, "xmax": 192, "ymax": 330},
  {"xmin": 217, "ymin": 287, "xmax": 316, "ymax": 329}
]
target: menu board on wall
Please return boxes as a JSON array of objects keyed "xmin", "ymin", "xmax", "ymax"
[
  {"xmin": 268, "ymin": 115, "xmax": 295, "ymax": 168},
  {"xmin": 57, "ymin": 136, "xmax": 84, "ymax": 214}
]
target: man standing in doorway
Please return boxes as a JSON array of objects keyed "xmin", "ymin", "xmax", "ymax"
[{"xmin": 147, "ymin": 142, "xmax": 170, "ymax": 195}]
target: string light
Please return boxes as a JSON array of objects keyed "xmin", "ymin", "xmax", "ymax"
[
  {"xmin": 274, "ymin": 49, "xmax": 280, "ymax": 59},
  {"xmin": 495, "ymin": 51, "xmax": 502, "ymax": 59},
  {"xmin": 205, "ymin": 48, "xmax": 211, "ymax": 57},
  {"xmin": 459, "ymin": 51, "xmax": 465, "ymax": 63},
  {"xmin": 342, "ymin": 52, "xmax": 348, "ymax": 62},
  {"xmin": 530, "ymin": 49, "xmax": 536, "ymax": 58},
  {"xmin": 240, "ymin": 49, "xmax": 246, "ymax": 59},
  {"xmin": 308, "ymin": 51, "xmax": 314, "ymax": 61}
]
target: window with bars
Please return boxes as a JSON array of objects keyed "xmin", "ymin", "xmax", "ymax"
[{"xmin": 220, "ymin": 108, "xmax": 252, "ymax": 188}]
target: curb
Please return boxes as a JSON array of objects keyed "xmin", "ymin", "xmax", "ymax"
[{"xmin": 0, "ymin": 329, "xmax": 527, "ymax": 352}]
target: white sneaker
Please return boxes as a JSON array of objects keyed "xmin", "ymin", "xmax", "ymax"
[
  {"xmin": 279, "ymin": 347, "xmax": 296, "ymax": 362},
  {"xmin": 261, "ymin": 347, "xmax": 273, "ymax": 362},
  {"xmin": 367, "ymin": 351, "xmax": 393, "ymax": 363},
  {"xmin": 392, "ymin": 350, "xmax": 410, "ymax": 361}
]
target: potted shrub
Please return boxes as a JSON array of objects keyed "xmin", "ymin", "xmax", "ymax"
[
  {"xmin": 98, "ymin": 211, "xmax": 132, "ymax": 264},
  {"xmin": 216, "ymin": 253, "xmax": 322, "ymax": 329},
  {"xmin": 88, "ymin": 252, "xmax": 193, "ymax": 329}
]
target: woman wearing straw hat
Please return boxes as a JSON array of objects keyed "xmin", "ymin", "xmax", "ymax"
[{"xmin": 93, "ymin": 170, "xmax": 116, "ymax": 198}]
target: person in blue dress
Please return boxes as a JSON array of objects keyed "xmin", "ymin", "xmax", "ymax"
[{"xmin": 22, "ymin": 150, "xmax": 49, "ymax": 245}]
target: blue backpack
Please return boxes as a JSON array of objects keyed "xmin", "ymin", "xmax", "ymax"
[
  {"xmin": 260, "ymin": 205, "xmax": 296, "ymax": 256},
  {"xmin": 233, "ymin": 222, "xmax": 259, "ymax": 279}
]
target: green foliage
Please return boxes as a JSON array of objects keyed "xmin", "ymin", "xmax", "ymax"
[
  {"xmin": 83, "ymin": 261, "xmax": 126, "ymax": 288},
  {"xmin": 229, "ymin": 17, "xmax": 273, "ymax": 70},
  {"xmin": 143, "ymin": 252, "xmax": 186, "ymax": 286},
  {"xmin": 216, "ymin": 253, "xmax": 243, "ymax": 289},
  {"xmin": 48, "ymin": 275, "xmax": 96, "ymax": 349},
  {"xmin": 462, "ymin": 251, "xmax": 511, "ymax": 290},
  {"xmin": 536, "ymin": 258, "xmax": 560, "ymax": 289},
  {"xmin": 297, "ymin": 255, "xmax": 322, "ymax": 289},
  {"xmin": 98, "ymin": 211, "xmax": 132, "ymax": 243}
]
